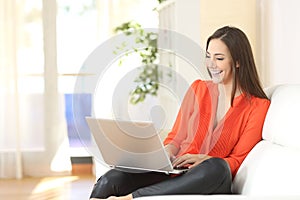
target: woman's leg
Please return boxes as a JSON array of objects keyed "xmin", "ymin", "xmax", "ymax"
[
  {"xmin": 132, "ymin": 158, "xmax": 232, "ymax": 198},
  {"xmin": 89, "ymin": 169, "xmax": 171, "ymax": 199}
]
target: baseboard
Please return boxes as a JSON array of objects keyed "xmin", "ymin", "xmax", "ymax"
[{"xmin": 71, "ymin": 156, "xmax": 93, "ymax": 175}]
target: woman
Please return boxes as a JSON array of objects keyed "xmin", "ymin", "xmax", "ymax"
[{"xmin": 90, "ymin": 26, "xmax": 270, "ymax": 200}]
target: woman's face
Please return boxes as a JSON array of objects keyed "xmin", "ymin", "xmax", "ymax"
[{"xmin": 206, "ymin": 39, "xmax": 234, "ymax": 85}]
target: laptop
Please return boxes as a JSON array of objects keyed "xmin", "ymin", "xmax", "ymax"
[{"xmin": 85, "ymin": 117, "xmax": 188, "ymax": 174}]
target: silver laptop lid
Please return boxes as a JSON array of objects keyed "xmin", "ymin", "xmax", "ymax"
[{"xmin": 86, "ymin": 117, "xmax": 174, "ymax": 172}]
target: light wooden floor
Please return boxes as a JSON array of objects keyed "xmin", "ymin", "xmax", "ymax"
[{"xmin": 0, "ymin": 175, "xmax": 96, "ymax": 200}]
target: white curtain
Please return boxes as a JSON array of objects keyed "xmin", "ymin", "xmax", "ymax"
[{"xmin": 0, "ymin": 0, "xmax": 71, "ymax": 179}]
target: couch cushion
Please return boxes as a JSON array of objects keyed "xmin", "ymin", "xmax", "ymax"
[
  {"xmin": 232, "ymin": 140, "xmax": 300, "ymax": 196},
  {"xmin": 263, "ymin": 85, "xmax": 300, "ymax": 149}
]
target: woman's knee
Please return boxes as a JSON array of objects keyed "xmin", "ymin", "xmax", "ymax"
[
  {"xmin": 90, "ymin": 169, "xmax": 128, "ymax": 198},
  {"xmin": 205, "ymin": 158, "xmax": 232, "ymax": 193},
  {"xmin": 197, "ymin": 158, "xmax": 230, "ymax": 176},
  {"xmin": 186, "ymin": 157, "xmax": 232, "ymax": 194}
]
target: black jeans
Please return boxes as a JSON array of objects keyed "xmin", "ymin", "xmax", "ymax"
[{"xmin": 90, "ymin": 157, "xmax": 232, "ymax": 199}]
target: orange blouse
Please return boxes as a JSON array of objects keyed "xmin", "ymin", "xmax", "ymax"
[{"xmin": 163, "ymin": 80, "xmax": 270, "ymax": 177}]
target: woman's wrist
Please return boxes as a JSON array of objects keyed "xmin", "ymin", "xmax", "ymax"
[{"xmin": 165, "ymin": 144, "xmax": 178, "ymax": 160}]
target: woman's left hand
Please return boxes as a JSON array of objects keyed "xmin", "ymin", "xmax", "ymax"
[{"xmin": 172, "ymin": 154, "xmax": 212, "ymax": 169}]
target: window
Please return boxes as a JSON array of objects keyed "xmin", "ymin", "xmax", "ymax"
[{"xmin": 56, "ymin": 0, "xmax": 159, "ymax": 155}]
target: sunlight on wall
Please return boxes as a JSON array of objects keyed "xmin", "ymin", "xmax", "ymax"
[{"xmin": 50, "ymin": 137, "xmax": 72, "ymax": 172}]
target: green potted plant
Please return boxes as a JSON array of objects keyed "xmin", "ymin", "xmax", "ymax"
[{"xmin": 113, "ymin": 21, "xmax": 161, "ymax": 104}]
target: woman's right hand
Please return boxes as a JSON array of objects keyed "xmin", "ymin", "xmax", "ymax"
[{"xmin": 172, "ymin": 154, "xmax": 212, "ymax": 169}]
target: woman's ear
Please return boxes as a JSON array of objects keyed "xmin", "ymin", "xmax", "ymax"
[{"xmin": 236, "ymin": 61, "xmax": 240, "ymax": 68}]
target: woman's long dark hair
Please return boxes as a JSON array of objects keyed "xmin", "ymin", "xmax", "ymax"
[{"xmin": 206, "ymin": 26, "xmax": 268, "ymax": 105}]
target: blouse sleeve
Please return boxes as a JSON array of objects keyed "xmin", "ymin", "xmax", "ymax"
[
  {"xmin": 163, "ymin": 80, "xmax": 200, "ymax": 148},
  {"xmin": 224, "ymin": 98, "xmax": 270, "ymax": 177}
]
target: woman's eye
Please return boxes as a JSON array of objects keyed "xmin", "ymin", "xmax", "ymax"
[{"xmin": 216, "ymin": 57, "xmax": 224, "ymax": 61}]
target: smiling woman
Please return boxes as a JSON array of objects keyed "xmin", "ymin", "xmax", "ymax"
[{"xmin": 88, "ymin": 26, "xmax": 270, "ymax": 200}]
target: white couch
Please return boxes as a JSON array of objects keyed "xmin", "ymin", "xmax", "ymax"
[{"xmin": 135, "ymin": 84, "xmax": 300, "ymax": 199}]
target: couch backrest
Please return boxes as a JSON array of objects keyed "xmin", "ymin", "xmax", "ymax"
[
  {"xmin": 263, "ymin": 85, "xmax": 300, "ymax": 149},
  {"xmin": 232, "ymin": 84, "xmax": 300, "ymax": 196}
]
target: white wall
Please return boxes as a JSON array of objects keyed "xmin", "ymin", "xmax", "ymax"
[
  {"xmin": 199, "ymin": 0, "xmax": 258, "ymax": 55},
  {"xmin": 260, "ymin": 0, "xmax": 300, "ymax": 87}
]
